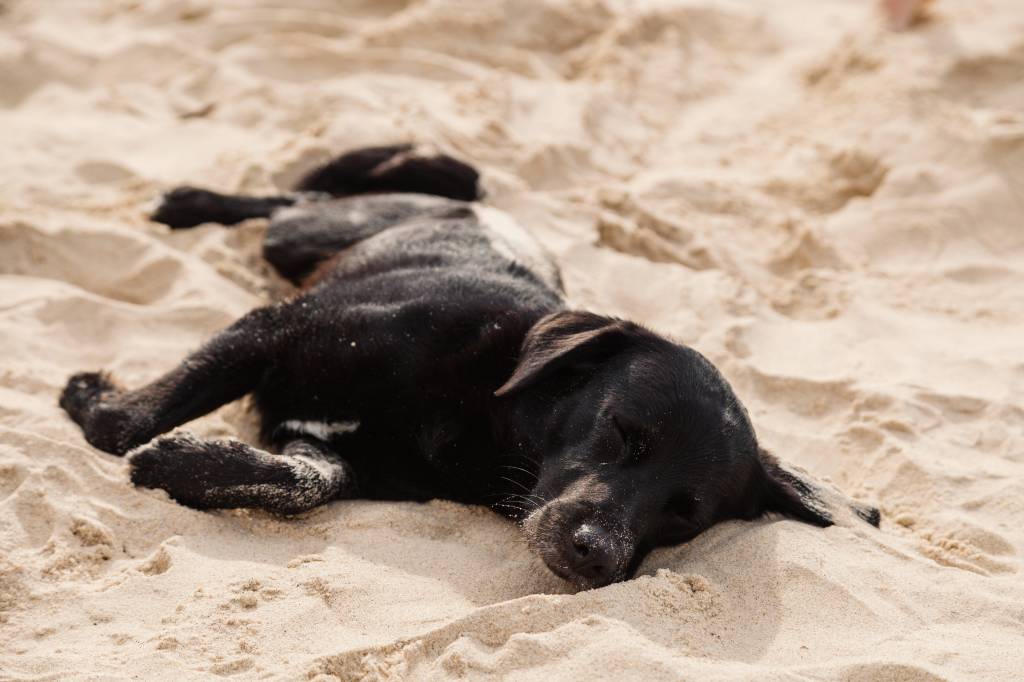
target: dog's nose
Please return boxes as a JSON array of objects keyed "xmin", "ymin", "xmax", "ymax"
[{"xmin": 567, "ymin": 523, "xmax": 616, "ymax": 584}]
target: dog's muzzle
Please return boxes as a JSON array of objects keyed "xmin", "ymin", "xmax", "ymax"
[{"xmin": 523, "ymin": 505, "xmax": 631, "ymax": 590}]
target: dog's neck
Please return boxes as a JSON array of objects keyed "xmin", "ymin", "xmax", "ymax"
[{"xmin": 475, "ymin": 311, "xmax": 566, "ymax": 514}]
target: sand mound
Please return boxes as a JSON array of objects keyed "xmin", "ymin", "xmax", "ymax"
[{"xmin": 1, "ymin": 0, "xmax": 1022, "ymax": 679}]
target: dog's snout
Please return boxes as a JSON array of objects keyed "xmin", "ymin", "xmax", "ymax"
[{"xmin": 567, "ymin": 523, "xmax": 616, "ymax": 584}]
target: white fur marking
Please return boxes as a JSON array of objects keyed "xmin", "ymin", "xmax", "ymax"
[
  {"xmin": 473, "ymin": 205, "xmax": 561, "ymax": 290},
  {"xmin": 280, "ymin": 419, "xmax": 360, "ymax": 440}
]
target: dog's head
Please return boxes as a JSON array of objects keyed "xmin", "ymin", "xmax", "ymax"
[{"xmin": 495, "ymin": 311, "xmax": 879, "ymax": 590}]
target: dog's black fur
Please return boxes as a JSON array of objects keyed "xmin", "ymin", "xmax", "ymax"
[{"xmin": 60, "ymin": 145, "xmax": 879, "ymax": 590}]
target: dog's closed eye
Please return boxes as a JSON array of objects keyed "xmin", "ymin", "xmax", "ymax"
[{"xmin": 613, "ymin": 415, "xmax": 649, "ymax": 466}]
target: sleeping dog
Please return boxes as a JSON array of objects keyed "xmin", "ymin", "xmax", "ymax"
[{"xmin": 60, "ymin": 145, "xmax": 879, "ymax": 590}]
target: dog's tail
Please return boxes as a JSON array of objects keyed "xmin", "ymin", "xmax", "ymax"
[
  {"xmin": 150, "ymin": 144, "xmax": 482, "ymax": 229},
  {"xmin": 294, "ymin": 144, "xmax": 482, "ymax": 202}
]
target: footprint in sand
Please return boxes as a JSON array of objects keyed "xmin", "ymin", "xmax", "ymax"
[
  {"xmin": 941, "ymin": 41, "xmax": 1024, "ymax": 111},
  {"xmin": 0, "ymin": 222, "xmax": 183, "ymax": 305},
  {"xmin": 0, "ymin": 461, "xmax": 28, "ymax": 502},
  {"xmin": 74, "ymin": 161, "xmax": 137, "ymax": 185}
]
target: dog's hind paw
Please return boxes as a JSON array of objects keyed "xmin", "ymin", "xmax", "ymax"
[
  {"xmin": 149, "ymin": 187, "xmax": 226, "ymax": 229},
  {"xmin": 150, "ymin": 187, "xmax": 294, "ymax": 229}
]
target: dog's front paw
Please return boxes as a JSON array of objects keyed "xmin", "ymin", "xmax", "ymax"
[
  {"xmin": 129, "ymin": 434, "xmax": 218, "ymax": 509},
  {"xmin": 60, "ymin": 372, "xmax": 146, "ymax": 456},
  {"xmin": 129, "ymin": 436, "xmax": 179, "ymax": 488},
  {"xmin": 60, "ymin": 371, "xmax": 118, "ymax": 423}
]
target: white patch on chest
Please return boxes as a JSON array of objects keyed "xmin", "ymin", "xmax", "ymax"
[
  {"xmin": 279, "ymin": 419, "xmax": 361, "ymax": 441},
  {"xmin": 473, "ymin": 205, "xmax": 561, "ymax": 290}
]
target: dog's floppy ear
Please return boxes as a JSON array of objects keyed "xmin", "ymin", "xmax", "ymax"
[
  {"xmin": 494, "ymin": 311, "xmax": 632, "ymax": 397},
  {"xmin": 756, "ymin": 448, "xmax": 880, "ymax": 528}
]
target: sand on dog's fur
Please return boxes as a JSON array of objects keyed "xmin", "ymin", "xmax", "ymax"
[{"xmin": 2, "ymin": 0, "xmax": 1023, "ymax": 679}]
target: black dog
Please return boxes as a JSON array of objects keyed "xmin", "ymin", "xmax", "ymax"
[{"xmin": 60, "ymin": 145, "xmax": 879, "ymax": 590}]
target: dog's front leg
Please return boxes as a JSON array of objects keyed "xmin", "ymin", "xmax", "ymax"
[
  {"xmin": 60, "ymin": 305, "xmax": 290, "ymax": 455},
  {"xmin": 129, "ymin": 435, "xmax": 354, "ymax": 514}
]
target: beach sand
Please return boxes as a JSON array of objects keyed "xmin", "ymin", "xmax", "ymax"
[{"xmin": 1, "ymin": 0, "xmax": 1023, "ymax": 679}]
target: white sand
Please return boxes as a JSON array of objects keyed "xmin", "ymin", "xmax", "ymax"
[{"xmin": 2, "ymin": 0, "xmax": 1023, "ymax": 679}]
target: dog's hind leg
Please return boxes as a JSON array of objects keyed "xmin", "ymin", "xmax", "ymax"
[
  {"xmin": 60, "ymin": 305, "xmax": 291, "ymax": 455},
  {"xmin": 295, "ymin": 144, "xmax": 481, "ymax": 201},
  {"xmin": 129, "ymin": 435, "xmax": 354, "ymax": 514},
  {"xmin": 150, "ymin": 186, "xmax": 299, "ymax": 229},
  {"xmin": 150, "ymin": 145, "xmax": 480, "ymax": 230},
  {"xmin": 260, "ymin": 145, "xmax": 483, "ymax": 283}
]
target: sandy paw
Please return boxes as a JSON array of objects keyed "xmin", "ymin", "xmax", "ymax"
[
  {"xmin": 59, "ymin": 372, "xmax": 144, "ymax": 455},
  {"xmin": 59, "ymin": 372, "xmax": 119, "ymax": 424},
  {"xmin": 150, "ymin": 186, "xmax": 229, "ymax": 229},
  {"xmin": 128, "ymin": 433, "xmax": 211, "ymax": 504}
]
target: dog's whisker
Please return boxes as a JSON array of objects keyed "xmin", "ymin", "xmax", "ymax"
[
  {"xmin": 504, "ymin": 491, "xmax": 547, "ymax": 509},
  {"xmin": 503, "ymin": 493, "xmax": 536, "ymax": 509},
  {"xmin": 493, "ymin": 501, "xmax": 527, "ymax": 513},
  {"xmin": 498, "ymin": 475, "xmax": 535, "ymax": 495},
  {"xmin": 498, "ymin": 463, "xmax": 539, "ymax": 485}
]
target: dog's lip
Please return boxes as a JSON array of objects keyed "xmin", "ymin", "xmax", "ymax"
[
  {"xmin": 536, "ymin": 545, "xmax": 606, "ymax": 589},
  {"xmin": 538, "ymin": 550, "xmax": 577, "ymax": 583},
  {"xmin": 542, "ymin": 548, "xmax": 624, "ymax": 590}
]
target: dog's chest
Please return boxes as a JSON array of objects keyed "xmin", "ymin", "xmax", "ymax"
[{"xmin": 277, "ymin": 419, "xmax": 361, "ymax": 441}]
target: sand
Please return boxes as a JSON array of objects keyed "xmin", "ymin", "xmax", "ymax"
[{"xmin": 1, "ymin": 0, "xmax": 1023, "ymax": 679}]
